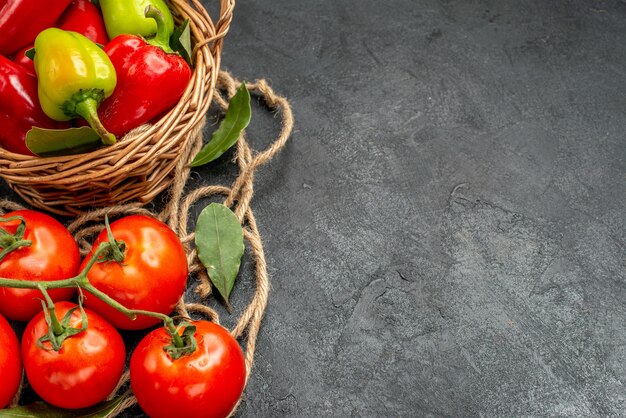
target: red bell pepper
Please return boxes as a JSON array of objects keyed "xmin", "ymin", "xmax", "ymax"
[
  {"xmin": 13, "ymin": 0, "xmax": 108, "ymax": 76},
  {"xmin": 0, "ymin": 55, "xmax": 70, "ymax": 155},
  {"xmin": 0, "ymin": 0, "xmax": 73, "ymax": 56},
  {"xmin": 97, "ymin": 7, "xmax": 191, "ymax": 137},
  {"xmin": 12, "ymin": 45, "xmax": 35, "ymax": 77},
  {"xmin": 58, "ymin": 0, "xmax": 109, "ymax": 45}
]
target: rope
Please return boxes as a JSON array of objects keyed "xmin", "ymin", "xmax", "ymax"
[{"xmin": 5, "ymin": 70, "xmax": 293, "ymax": 416}]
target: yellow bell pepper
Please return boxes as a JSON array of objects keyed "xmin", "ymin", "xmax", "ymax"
[{"xmin": 33, "ymin": 28, "xmax": 117, "ymax": 145}]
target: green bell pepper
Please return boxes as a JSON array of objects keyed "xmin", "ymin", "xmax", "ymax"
[
  {"xmin": 34, "ymin": 28, "xmax": 117, "ymax": 145},
  {"xmin": 100, "ymin": 0, "xmax": 175, "ymax": 49}
]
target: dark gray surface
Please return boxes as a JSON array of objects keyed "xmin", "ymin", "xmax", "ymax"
[
  {"xmin": 219, "ymin": 0, "xmax": 626, "ymax": 416},
  {"xmin": 4, "ymin": 0, "xmax": 626, "ymax": 416}
]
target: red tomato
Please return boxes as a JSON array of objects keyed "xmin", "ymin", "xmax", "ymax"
[
  {"xmin": 0, "ymin": 210, "xmax": 79, "ymax": 322},
  {"xmin": 131, "ymin": 321, "xmax": 247, "ymax": 418},
  {"xmin": 81, "ymin": 215, "xmax": 188, "ymax": 330},
  {"xmin": 0, "ymin": 313, "xmax": 21, "ymax": 409},
  {"xmin": 21, "ymin": 301, "xmax": 126, "ymax": 409}
]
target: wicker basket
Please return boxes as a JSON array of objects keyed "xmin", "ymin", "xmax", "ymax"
[{"xmin": 0, "ymin": 0, "xmax": 235, "ymax": 216}]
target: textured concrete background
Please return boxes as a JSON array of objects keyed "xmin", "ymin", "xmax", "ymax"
[
  {"xmin": 3, "ymin": 0, "xmax": 626, "ymax": 416},
  {"xmin": 217, "ymin": 0, "xmax": 626, "ymax": 416}
]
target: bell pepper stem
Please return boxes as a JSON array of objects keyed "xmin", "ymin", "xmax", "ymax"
[
  {"xmin": 75, "ymin": 98, "xmax": 116, "ymax": 145},
  {"xmin": 145, "ymin": 5, "xmax": 174, "ymax": 53}
]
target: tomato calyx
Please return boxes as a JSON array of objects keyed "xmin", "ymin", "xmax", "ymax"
[
  {"xmin": 0, "ymin": 215, "xmax": 32, "ymax": 261},
  {"xmin": 104, "ymin": 215, "xmax": 125, "ymax": 264},
  {"xmin": 164, "ymin": 321, "xmax": 198, "ymax": 360},
  {"xmin": 96, "ymin": 238, "xmax": 126, "ymax": 264},
  {"xmin": 81, "ymin": 217, "xmax": 127, "ymax": 266},
  {"xmin": 37, "ymin": 289, "xmax": 88, "ymax": 351}
]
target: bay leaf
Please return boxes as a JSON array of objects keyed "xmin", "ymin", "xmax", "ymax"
[
  {"xmin": 195, "ymin": 203, "xmax": 244, "ymax": 311},
  {"xmin": 190, "ymin": 83, "xmax": 251, "ymax": 167},
  {"xmin": 170, "ymin": 19, "xmax": 192, "ymax": 65},
  {"xmin": 0, "ymin": 391, "xmax": 129, "ymax": 418},
  {"xmin": 26, "ymin": 126, "xmax": 103, "ymax": 157}
]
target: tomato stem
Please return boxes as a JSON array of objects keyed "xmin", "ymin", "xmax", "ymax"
[
  {"xmin": 36, "ymin": 295, "xmax": 89, "ymax": 351},
  {"xmin": 0, "ymin": 230, "xmax": 183, "ymax": 342},
  {"xmin": 164, "ymin": 322, "xmax": 197, "ymax": 358},
  {"xmin": 38, "ymin": 284, "xmax": 64, "ymax": 336},
  {"xmin": 74, "ymin": 241, "xmax": 117, "ymax": 284},
  {"xmin": 81, "ymin": 282, "xmax": 138, "ymax": 320},
  {"xmin": 164, "ymin": 318, "xmax": 185, "ymax": 348},
  {"xmin": 104, "ymin": 215, "xmax": 125, "ymax": 263},
  {"xmin": 0, "ymin": 276, "xmax": 76, "ymax": 289}
]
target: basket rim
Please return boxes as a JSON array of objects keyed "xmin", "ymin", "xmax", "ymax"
[
  {"xmin": 0, "ymin": 0, "xmax": 235, "ymax": 164},
  {"xmin": 0, "ymin": 0, "xmax": 236, "ymax": 215}
]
